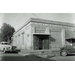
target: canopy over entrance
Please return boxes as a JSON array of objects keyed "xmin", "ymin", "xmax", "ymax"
[
  {"xmin": 65, "ymin": 30, "xmax": 75, "ymax": 43},
  {"xmin": 33, "ymin": 34, "xmax": 49, "ymax": 50}
]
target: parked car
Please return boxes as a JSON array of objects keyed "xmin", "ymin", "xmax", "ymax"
[
  {"xmin": 0, "ymin": 42, "xmax": 20, "ymax": 53},
  {"xmin": 0, "ymin": 42, "xmax": 12, "ymax": 53},
  {"xmin": 60, "ymin": 44, "xmax": 75, "ymax": 56},
  {"xmin": 12, "ymin": 46, "xmax": 21, "ymax": 53}
]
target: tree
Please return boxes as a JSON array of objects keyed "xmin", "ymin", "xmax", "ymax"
[{"xmin": 0, "ymin": 23, "xmax": 15, "ymax": 43}]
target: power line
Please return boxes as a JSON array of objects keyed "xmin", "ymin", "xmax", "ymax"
[{"xmin": 31, "ymin": 13, "xmax": 39, "ymax": 19}]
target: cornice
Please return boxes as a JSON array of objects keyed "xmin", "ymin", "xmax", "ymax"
[
  {"xmin": 14, "ymin": 18, "xmax": 75, "ymax": 34},
  {"xmin": 30, "ymin": 18, "xmax": 75, "ymax": 27}
]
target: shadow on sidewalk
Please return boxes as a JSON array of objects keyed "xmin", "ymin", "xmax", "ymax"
[{"xmin": 1, "ymin": 54, "xmax": 55, "ymax": 61}]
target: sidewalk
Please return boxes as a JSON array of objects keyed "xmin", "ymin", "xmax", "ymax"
[{"xmin": 18, "ymin": 49, "xmax": 60, "ymax": 58}]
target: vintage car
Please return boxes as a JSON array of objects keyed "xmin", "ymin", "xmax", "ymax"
[
  {"xmin": 60, "ymin": 44, "xmax": 75, "ymax": 56},
  {"xmin": 0, "ymin": 42, "xmax": 12, "ymax": 53},
  {"xmin": 0, "ymin": 42, "xmax": 20, "ymax": 53}
]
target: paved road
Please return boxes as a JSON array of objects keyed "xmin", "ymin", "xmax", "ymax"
[
  {"xmin": 1, "ymin": 52, "xmax": 75, "ymax": 61},
  {"xmin": 0, "ymin": 52, "xmax": 52, "ymax": 61},
  {"xmin": 49, "ymin": 54, "xmax": 75, "ymax": 61}
]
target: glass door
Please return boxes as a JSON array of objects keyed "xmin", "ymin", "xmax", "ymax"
[{"xmin": 39, "ymin": 38, "xmax": 43, "ymax": 50}]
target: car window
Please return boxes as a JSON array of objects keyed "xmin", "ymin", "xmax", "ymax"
[
  {"xmin": 4, "ymin": 43, "xmax": 10, "ymax": 45},
  {"xmin": 0, "ymin": 42, "xmax": 10, "ymax": 45}
]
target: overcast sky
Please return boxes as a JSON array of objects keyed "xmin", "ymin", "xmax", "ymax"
[{"xmin": 0, "ymin": 13, "xmax": 75, "ymax": 31}]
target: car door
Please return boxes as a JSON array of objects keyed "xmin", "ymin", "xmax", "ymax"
[
  {"xmin": 1, "ymin": 43, "xmax": 5, "ymax": 50},
  {"xmin": 69, "ymin": 46, "xmax": 75, "ymax": 54},
  {"xmin": 72, "ymin": 46, "xmax": 75, "ymax": 53},
  {"xmin": 0, "ymin": 43, "xmax": 4, "ymax": 50},
  {"xmin": 0, "ymin": 43, "xmax": 2, "ymax": 50},
  {"xmin": 66, "ymin": 46, "xmax": 74, "ymax": 54}
]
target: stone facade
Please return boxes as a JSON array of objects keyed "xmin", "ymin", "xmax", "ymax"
[{"xmin": 13, "ymin": 18, "xmax": 75, "ymax": 51}]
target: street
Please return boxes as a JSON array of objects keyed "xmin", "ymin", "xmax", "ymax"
[
  {"xmin": 0, "ymin": 52, "xmax": 52, "ymax": 61},
  {"xmin": 0, "ymin": 52, "xmax": 75, "ymax": 61},
  {"xmin": 49, "ymin": 54, "xmax": 75, "ymax": 61}
]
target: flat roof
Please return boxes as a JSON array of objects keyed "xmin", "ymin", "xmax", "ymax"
[{"xmin": 14, "ymin": 18, "xmax": 75, "ymax": 34}]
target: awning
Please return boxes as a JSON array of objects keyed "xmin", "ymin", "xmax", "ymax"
[
  {"xmin": 65, "ymin": 30, "xmax": 75, "ymax": 40},
  {"xmin": 33, "ymin": 33, "xmax": 50, "ymax": 35}
]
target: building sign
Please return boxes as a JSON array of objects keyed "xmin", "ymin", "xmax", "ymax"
[{"xmin": 35, "ymin": 26, "xmax": 46, "ymax": 33}]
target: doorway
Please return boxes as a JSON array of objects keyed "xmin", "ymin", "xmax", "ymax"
[
  {"xmin": 39, "ymin": 38, "xmax": 43, "ymax": 50},
  {"xmin": 33, "ymin": 35, "xmax": 49, "ymax": 50}
]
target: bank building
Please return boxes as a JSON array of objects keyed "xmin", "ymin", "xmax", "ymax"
[{"xmin": 13, "ymin": 18, "xmax": 75, "ymax": 52}]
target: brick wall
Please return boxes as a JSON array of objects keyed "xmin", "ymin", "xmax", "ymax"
[
  {"xmin": 13, "ymin": 18, "xmax": 75, "ymax": 51},
  {"xmin": 31, "ymin": 22, "xmax": 63, "ymax": 50},
  {"xmin": 13, "ymin": 23, "xmax": 32, "ymax": 50}
]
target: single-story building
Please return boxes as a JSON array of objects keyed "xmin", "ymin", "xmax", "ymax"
[{"xmin": 12, "ymin": 18, "xmax": 75, "ymax": 51}]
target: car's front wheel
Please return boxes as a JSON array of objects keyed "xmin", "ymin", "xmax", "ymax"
[{"xmin": 61, "ymin": 51, "xmax": 67, "ymax": 56}]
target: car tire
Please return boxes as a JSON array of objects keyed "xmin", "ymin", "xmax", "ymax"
[{"xmin": 61, "ymin": 51, "xmax": 67, "ymax": 56}]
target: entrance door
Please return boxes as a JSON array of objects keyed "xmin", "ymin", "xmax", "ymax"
[
  {"xmin": 44, "ymin": 36, "xmax": 49, "ymax": 49},
  {"xmin": 39, "ymin": 38, "xmax": 43, "ymax": 50},
  {"xmin": 34, "ymin": 35, "xmax": 39, "ymax": 50},
  {"xmin": 33, "ymin": 35, "xmax": 49, "ymax": 50}
]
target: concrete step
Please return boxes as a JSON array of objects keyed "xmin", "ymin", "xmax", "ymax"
[{"xmin": 18, "ymin": 49, "xmax": 60, "ymax": 58}]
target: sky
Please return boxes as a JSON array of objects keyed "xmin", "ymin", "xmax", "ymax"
[{"xmin": 0, "ymin": 13, "xmax": 75, "ymax": 31}]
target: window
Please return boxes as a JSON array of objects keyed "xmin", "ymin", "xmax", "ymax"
[
  {"xmin": 18, "ymin": 35, "xmax": 20, "ymax": 45},
  {"xmin": 15, "ymin": 36, "xmax": 17, "ymax": 45},
  {"xmin": 22, "ymin": 33, "xmax": 24, "ymax": 45},
  {"xmin": 1, "ymin": 42, "xmax": 10, "ymax": 45},
  {"xmin": 51, "ymin": 31, "xmax": 62, "ymax": 47}
]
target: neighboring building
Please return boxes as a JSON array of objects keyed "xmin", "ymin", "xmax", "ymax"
[{"xmin": 13, "ymin": 18, "xmax": 75, "ymax": 51}]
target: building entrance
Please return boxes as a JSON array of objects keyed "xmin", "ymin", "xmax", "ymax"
[
  {"xmin": 39, "ymin": 38, "xmax": 43, "ymax": 50},
  {"xmin": 33, "ymin": 35, "xmax": 49, "ymax": 50}
]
